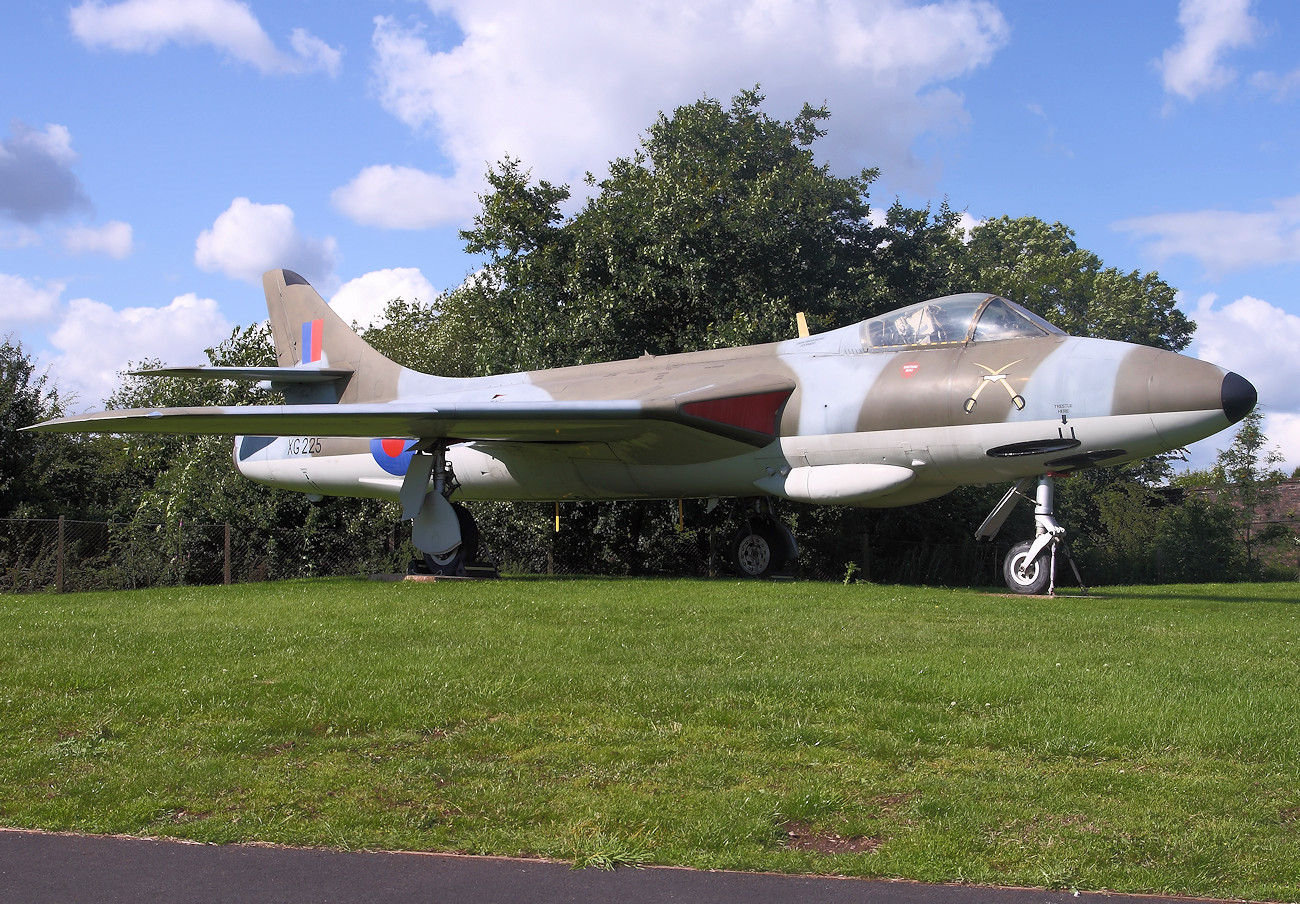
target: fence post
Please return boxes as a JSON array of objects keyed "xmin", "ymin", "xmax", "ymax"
[
  {"xmin": 224, "ymin": 522, "xmax": 232, "ymax": 585},
  {"xmin": 56, "ymin": 515, "xmax": 65, "ymax": 593}
]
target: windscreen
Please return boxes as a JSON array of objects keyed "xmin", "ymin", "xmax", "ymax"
[{"xmin": 861, "ymin": 294, "xmax": 1065, "ymax": 351}]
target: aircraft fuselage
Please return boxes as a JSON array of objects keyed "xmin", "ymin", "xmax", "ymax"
[
  {"xmin": 31, "ymin": 277, "xmax": 1256, "ymax": 585},
  {"xmin": 233, "ymin": 302, "xmax": 1247, "ymax": 509}
]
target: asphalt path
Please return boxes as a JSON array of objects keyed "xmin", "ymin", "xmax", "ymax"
[{"xmin": 0, "ymin": 829, "xmax": 1244, "ymax": 904}]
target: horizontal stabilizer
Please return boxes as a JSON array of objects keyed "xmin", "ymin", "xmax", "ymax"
[{"xmin": 130, "ymin": 365, "xmax": 353, "ymax": 384}]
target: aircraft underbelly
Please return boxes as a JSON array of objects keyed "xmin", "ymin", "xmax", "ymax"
[
  {"xmin": 238, "ymin": 451, "xmax": 396, "ymax": 499},
  {"xmin": 233, "ymin": 393, "xmax": 1230, "ymax": 507},
  {"xmin": 451, "ymin": 444, "xmax": 771, "ymax": 501}
]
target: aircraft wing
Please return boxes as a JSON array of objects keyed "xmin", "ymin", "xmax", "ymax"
[{"xmin": 26, "ymin": 384, "xmax": 795, "ymax": 466}]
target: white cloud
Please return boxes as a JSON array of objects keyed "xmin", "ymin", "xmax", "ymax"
[
  {"xmin": 1262, "ymin": 411, "xmax": 1300, "ymax": 475},
  {"xmin": 329, "ymin": 268, "xmax": 436, "ymax": 329},
  {"xmin": 195, "ymin": 197, "xmax": 338, "ymax": 289},
  {"xmin": 0, "ymin": 226, "xmax": 41, "ymax": 250},
  {"xmin": 1250, "ymin": 66, "xmax": 1300, "ymax": 99},
  {"xmin": 68, "ymin": 0, "xmax": 342, "ymax": 76},
  {"xmin": 956, "ymin": 211, "xmax": 982, "ymax": 242},
  {"xmin": 1187, "ymin": 293, "xmax": 1300, "ymax": 412},
  {"xmin": 1158, "ymin": 0, "xmax": 1258, "ymax": 101},
  {"xmin": 45, "ymin": 293, "xmax": 231, "ymax": 407},
  {"xmin": 1114, "ymin": 195, "xmax": 1300, "ymax": 276},
  {"xmin": 13, "ymin": 122, "xmax": 77, "ymax": 165},
  {"xmin": 288, "ymin": 26, "xmax": 342, "ymax": 76},
  {"xmin": 0, "ymin": 121, "xmax": 90, "ymax": 225},
  {"xmin": 338, "ymin": 0, "xmax": 1009, "ymax": 229},
  {"xmin": 1182, "ymin": 291, "xmax": 1300, "ymax": 472},
  {"xmin": 331, "ymin": 165, "xmax": 474, "ymax": 230},
  {"xmin": 62, "ymin": 220, "xmax": 134, "ymax": 258},
  {"xmin": 0, "ymin": 273, "xmax": 65, "ymax": 324}
]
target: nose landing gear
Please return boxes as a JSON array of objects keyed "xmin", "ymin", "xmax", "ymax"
[{"xmin": 978, "ymin": 475, "xmax": 1087, "ymax": 595}]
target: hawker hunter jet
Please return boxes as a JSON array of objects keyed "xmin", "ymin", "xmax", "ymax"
[{"xmin": 29, "ymin": 269, "xmax": 1256, "ymax": 592}]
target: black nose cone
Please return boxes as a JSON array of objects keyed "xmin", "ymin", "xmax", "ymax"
[{"xmin": 1222, "ymin": 372, "xmax": 1257, "ymax": 424}]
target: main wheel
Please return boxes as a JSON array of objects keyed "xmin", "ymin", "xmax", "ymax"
[
  {"xmin": 422, "ymin": 503, "xmax": 480, "ymax": 576},
  {"xmin": 731, "ymin": 523, "xmax": 780, "ymax": 578},
  {"xmin": 1003, "ymin": 540, "xmax": 1050, "ymax": 594}
]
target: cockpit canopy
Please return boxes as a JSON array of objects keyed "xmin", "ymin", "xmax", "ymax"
[{"xmin": 861, "ymin": 293, "xmax": 1065, "ymax": 351}]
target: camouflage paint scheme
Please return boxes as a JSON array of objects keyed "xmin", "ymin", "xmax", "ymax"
[{"xmin": 30, "ymin": 269, "xmax": 1255, "ymax": 565}]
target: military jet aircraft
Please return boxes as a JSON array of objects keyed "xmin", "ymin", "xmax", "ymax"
[{"xmin": 29, "ymin": 268, "xmax": 1256, "ymax": 592}]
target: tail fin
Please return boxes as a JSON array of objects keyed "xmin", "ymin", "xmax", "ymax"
[{"xmin": 263, "ymin": 268, "xmax": 407, "ymax": 404}]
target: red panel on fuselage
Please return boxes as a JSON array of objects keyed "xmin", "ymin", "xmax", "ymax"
[{"xmin": 681, "ymin": 390, "xmax": 791, "ymax": 438}]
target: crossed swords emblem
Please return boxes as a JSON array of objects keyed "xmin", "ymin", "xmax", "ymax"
[{"xmin": 964, "ymin": 359, "xmax": 1026, "ymax": 414}]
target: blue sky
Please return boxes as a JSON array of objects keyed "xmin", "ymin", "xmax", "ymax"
[{"xmin": 2, "ymin": 0, "xmax": 1298, "ymax": 472}]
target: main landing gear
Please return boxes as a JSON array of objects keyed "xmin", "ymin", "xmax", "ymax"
[
  {"xmin": 729, "ymin": 499, "xmax": 798, "ymax": 578},
  {"xmin": 978, "ymin": 474, "xmax": 1087, "ymax": 595},
  {"xmin": 401, "ymin": 442, "xmax": 481, "ymax": 576},
  {"xmin": 420, "ymin": 503, "xmax": 480, "ymax": 575}
]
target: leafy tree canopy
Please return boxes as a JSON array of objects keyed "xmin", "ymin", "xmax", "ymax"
[
  {"xmin": 1, "ymin": 337, "xmax": 59, "ymax": 517},
  {"xmin": 379, "ymin": 90, "xmax": 1198, "ymax": 383},
  {"xmin": 442, "ymin": 88, "xmax": 949, "ymax": 372},
  {"xmin": 965, "ymin": 216, "xmax": 1193, "ymax": 351}
]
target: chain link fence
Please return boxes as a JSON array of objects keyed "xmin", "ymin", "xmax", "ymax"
[
  {"xmin": 0, "ymin": 517, "xmax": 412, "ymax": 593},
  {"xmin": 2, "ymin": 513, "xmax": 1013, "ymax": 593},
  {"xmin": 492, "ymin": 524, "xmax": 1008, "ymax": 586}
]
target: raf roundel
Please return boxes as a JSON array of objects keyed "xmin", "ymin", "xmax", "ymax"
[{"xmin": 370, "ymin": 438, "xmax": 416, "ymax": 475}]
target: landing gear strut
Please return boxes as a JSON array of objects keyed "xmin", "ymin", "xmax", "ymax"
[
  {"xmin": 978, "ymin": 475, "xmax": 1087, "ymax": 595},
  {"xmin": 401, "ymin": 441, "xmax": 480, "ymax": 576}
]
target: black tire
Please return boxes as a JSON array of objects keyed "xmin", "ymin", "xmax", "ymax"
[
  {"xmin": 423, "ymin": 503, "xmax": 480, "ymax": 576},
  {"xmin": 731, "ymin": 523, "xmax": 779, "ymax": 578},
  {"xmin": 1003, "ymin": 540, "xmax": 1050, "ymax": 594}
]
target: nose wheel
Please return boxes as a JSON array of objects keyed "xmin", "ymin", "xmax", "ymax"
[
  {"xmin": 978, "ymin": 475, "xmax": 1087, "ymax": 595},
  {"xmin": 1003, "ymin": 540, "xmax": 1051, "ymax": 594}
]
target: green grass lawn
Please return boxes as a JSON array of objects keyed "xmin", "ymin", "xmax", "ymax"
[{"xmin": 1, "ymin": 577, "xmax": 1298, "ymax": 900}]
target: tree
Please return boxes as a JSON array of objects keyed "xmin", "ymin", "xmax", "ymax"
[
  {"xmin": 106, "ymin": 324, "xmax": 409, "ymax": 579},
  {"xmin": 1155, "ymin": 495, "xmax": 1244, "ymax": 582},
  {"xmin": 560, "ymin": 89, "xmax": 885, "ymax": 357},
  {"xmin": 0, "ymin": 337, "xmax": 132, "ymax": 520},
  {"xmin": 448, "ymin": 89, "xmax": 915, "ymax": 373},
  {"xmin": 0, "ymin": 337, "xmax": 58, "ymax": 517},
  {"xmin": 1208, "ymin": 408, "xmax": 1287, "ymax": 571},
  {"xmin": 966, "ymin": 216, "xmax": 1193, "ymax": 351},
  {"xmin": 363, "ymin": 295, "xmax": 472, "ymax": 378}
]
